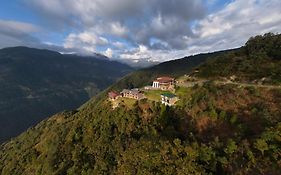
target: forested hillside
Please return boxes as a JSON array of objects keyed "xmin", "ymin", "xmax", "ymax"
[
  {"xmin": 0, "ymin": 34, "xmax": 280, "ymax": 175},
  {"xmin": 0, "ymin": 47, "xmax": 133, "ymax": 143},
  {"xmin": 197, "ymin": 33, "xmax": 281, "ymax": 84}
]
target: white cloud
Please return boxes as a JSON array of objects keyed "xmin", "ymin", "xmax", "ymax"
[
  {"xmin": 109, "ymin": 22, "xmax": 128, "ymax": 37},
  {"xmin": 116, "ymin": 0, "xmax": 281, "ymax": 63},
  {"xmin": 64, "ymin": 31, "xmax": 108, "ymax": 52},
  {"xmin": 112, "ymin": 41, "xmax": 125, "ymax": 49},
  {"xmin": 104, "ymin": 48, "xmax": 113, "ymax": 58},
  {"xmin": 7, "ymin": 0, "xmax": 281, "ymax": 64},
  {"xmin": 119, "ymin": 45, "xmax": 171, "ymax": 61},
  {"xmin": 193, "ymin": 0, "xmax": 281, "ymax": 50}
]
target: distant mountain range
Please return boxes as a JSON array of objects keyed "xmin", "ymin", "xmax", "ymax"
[
  {"xmin": 118, "ymin": 58, "xmax": 161, "ymax": 68},
  {"xmin": 0, "ymin": 46, "xmax": 133, "ymax": 143}
]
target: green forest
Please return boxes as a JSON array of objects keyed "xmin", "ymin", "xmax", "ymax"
[
  {"xmin": 197, "ymin": 33, "xmax": 281, "ymax": 84},
  {"xmin": 0, "ymin": 33, "xmax": 280, "ymax": 175}
]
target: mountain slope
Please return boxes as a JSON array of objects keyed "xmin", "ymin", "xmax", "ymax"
[
  {"xmin": 1, "ymin": 34, "xmax": 281, "ymax": 175},
  {"xmin": 0, "ymin": 46, "xmax": 133, "ymax": 143},
  {"xmin": 110, "ymin": 49, "xmax": 233, "ymax": 91},
  {"xmin": 196, "ymin": 33, "xmax": 281, "ymax": 84}
]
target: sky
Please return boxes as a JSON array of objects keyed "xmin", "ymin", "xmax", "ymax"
[{"xmin": 0, "ymin": 0, "xmax": 280, "ymax": 64}]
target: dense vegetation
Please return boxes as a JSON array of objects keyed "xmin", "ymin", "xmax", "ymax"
[
  {"xmin": 1, "ymin": 82, "xmax": 280, "ymax": 175},
  {"xmin": 197, "ymin": 33, "xmax": 281, "ymax": 84},
  {"xmin": 0, "ymin": 34, "xmax": 280, "ymax": 175},
  {"xmin": 0, "ymin": 47, "xmax": 133, "ymax": 143}
]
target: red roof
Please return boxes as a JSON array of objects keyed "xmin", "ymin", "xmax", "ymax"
[
  {"xmin": 155, "ymin": 77, "xmax": 174, "ymax": 83},
  {"xmin": 108, "ymin": 91, "xmax": 119, "ymax": 98}
]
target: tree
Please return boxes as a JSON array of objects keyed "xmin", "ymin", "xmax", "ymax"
[
  {"xmin": 210, "ymin": 109, "xmax": 218, "ymax": 120},
  {"xmin": 219, "ymin": 111, "xmax": 227, "ymax": 120},
  {"xmin": 254, "ymin": 139, "xmax": 269, "ymax": 155},
  {"xmin": 224, "ymin": 139, "xmax": 237, "ymax": 155},
  {"xmin": 158, "ymin": 105, "xmax": 170, "ymax": 129}
]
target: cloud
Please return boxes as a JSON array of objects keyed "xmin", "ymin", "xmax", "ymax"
[
  {"xmin": 0, "ymin": 20, "xmax": 40, "ymax": 48},
  {"xmin": 114, "ymin": 0, "xmax": 281, "ymax": 62},
  {"xmin": 64, "ymin": 31, "xmax": 108, "ymax": 52},
  {"xmin": 3, "ymin": 0, "xmax": 281, "ymax": 64},
  {"xmin": 111, "ymin": 41, "xmax": 124, "ymax": 49},
  {"xmin": 193, "ymin": 0, "xmax": 281, "ymax": 51},
  {"xmin": 25, "ymin": 0, "xmax": 206, "ymax": 50},
  {"xmin": 104, "ymin": 48, "xmax": 113, "ymax": 58},
  {"xmin": 109, "ymin": 22, "xmax": 128, "ymax": 37},
  {"xmin": 0, "ymin": 20, "xmax": 38, "ymax": 33}
]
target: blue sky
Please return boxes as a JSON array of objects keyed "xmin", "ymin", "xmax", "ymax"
[{"xmin": 0, "ymin": 0, "xmax": 280, "ymax": 64}]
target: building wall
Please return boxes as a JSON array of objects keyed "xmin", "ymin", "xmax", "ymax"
[
  {"xmin": 122, "ymin": 92, "xmax": 143, "ymax": 100},
  {"xmin": 161, "ymin": 96, "xmax": 178, "ymax": 106},
  {"xmin": 153, "ymin": 80, "xmax": 175, "ymax": 90},
  {"xmin": 153, "ymin": 81, "xmax": 159, "ymax": 88}
]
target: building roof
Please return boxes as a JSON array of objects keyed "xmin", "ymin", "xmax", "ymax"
[
  {"xmin": 108, "ymin": 91, "xmax": 119, "ymax": 98},
  {"xmin": 120, "ymin": 89, "xmax": 129, "ymax": 93},
  {"xmin": 161, "ymin": 93, "xmax": 177, "ymax": 98},
  {"xmin": 155, "ymin": 76, "xmax": 175, "ymax": 83},
  {"xmin": 131, "ymin": 89, "xmax": 140, "ymax": 95},
  {"xmin": 121, "ymin": 89, "xmax": 142, "ymax": 95}
]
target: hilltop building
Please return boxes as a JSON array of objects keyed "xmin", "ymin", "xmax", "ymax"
[
  {"xmin": 121, "ymin": 89, "xmax": 146, "ymax": 100},
  {"xmin": 108, "ymin": 91, "xmax": 120, "ymax": 101},
  {"xmin": 161, "ymin": 93, "xmax": 178, "ymax": 106},
  {"xmin": 152, "ymin": 77, "xmax": 175, "ymax": 90}
]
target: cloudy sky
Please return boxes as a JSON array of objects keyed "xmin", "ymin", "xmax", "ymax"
[{"xmin": 0, "ymin": 0, "xmax": 281, "ymax": 63}]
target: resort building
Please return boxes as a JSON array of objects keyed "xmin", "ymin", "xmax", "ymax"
[
  {"xmin": 121, "ymin": 89, "xmax": 146, "ymax": 100},
  {"xmin": 152, "ymin": 77, "xmax": 175, "ymax": 90},
  {"xmin": 161, "ymin": 93, "xmax": 178, "ymax": 106}
]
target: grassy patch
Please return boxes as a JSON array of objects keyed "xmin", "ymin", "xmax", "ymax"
[
  {"xmin": 119, "ymin": 98, "xmax": 137, "ymax": 109},
  {"xmin": 175, "ymin": 86, "xmax": 192, "ymax": 98},
  {"xmin": 144, "ymin": 90, "xmax": 170, "ymax": 102}
]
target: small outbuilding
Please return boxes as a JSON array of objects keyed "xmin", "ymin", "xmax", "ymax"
[
  {"xmin": 108, "ymin": 91, "xmax": 120, "ymax": 101},
  {"xmin": 161, "ymin": 93, "xmax": 178, "ymax": 106}
]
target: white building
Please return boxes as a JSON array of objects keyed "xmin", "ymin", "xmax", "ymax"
[
  {"xmin": 152, "ymin": 77, "xmax": 175, "ymax": 90},
  {"xmin": 161, "ymin": 93, "xmax": 178, "ymax": 106}
]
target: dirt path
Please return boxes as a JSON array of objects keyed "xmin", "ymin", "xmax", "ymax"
[
  {"xmin": 177, "ymin": 80, "xmax": 281, "ymax": 89},
  {"xmin": 215, "ymin": 81, "xmax": 281, "ymax": 89}
]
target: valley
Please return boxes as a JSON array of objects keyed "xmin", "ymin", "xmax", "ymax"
[{"xmin": 0, "ymin": 47, "xmax": 133, "ymax": 143}]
